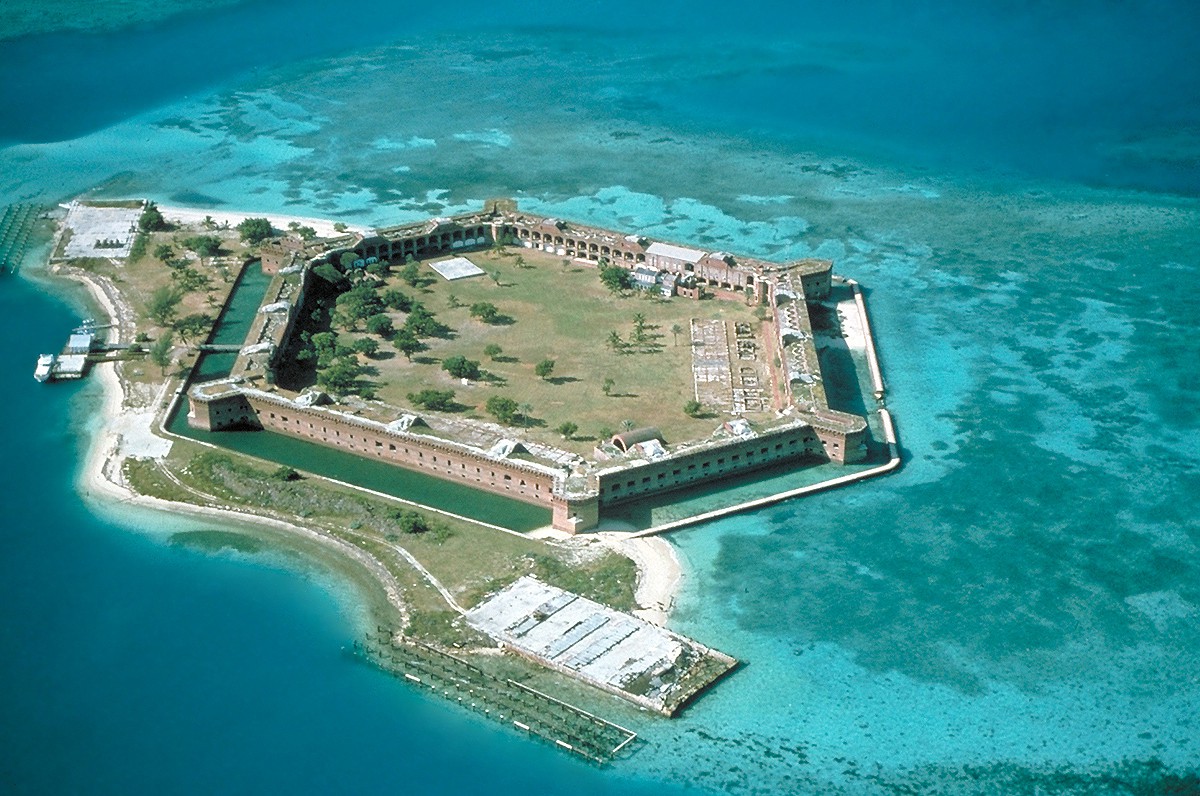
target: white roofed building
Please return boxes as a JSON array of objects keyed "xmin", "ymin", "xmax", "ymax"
[
  {"xmin": 645, "ymin": 241, "xmax": 706, "ymax": 272},
  {"xmin": 65, "ymin": 332, "xmax": 95, "ymax": 354}
]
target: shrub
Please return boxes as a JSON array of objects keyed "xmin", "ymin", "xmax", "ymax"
[
  {"xmin": 485, "ymin": 396, "xmax": 519, "ymax": 424},
  {"xmin": 469, "ymin": 302, "xmax": 501, "ymax": 323},
  {"xmin": 364, "ymin": 313, "xmax": 394, "ymax": 338},
  {"xmin": 407, "ymin": 389, "xmax": 456, "ymax": 411},
  {"xmin": 389, "ymin": 508, "xmax": 432, "ymax": 535},
  {"xmin": 138, "ymin": 203, "xmax": 166, "ymax": 232},
  {"xmin": 237, "ymin": 217, "xmax": 273, "ymax": 244},
  {"xmin": 442, "ymin": 355, "xmax": 481, "ymax": 380},
  {"xmin": 352, "ymin": 337, "xmax": 379, "ymax": 357},
  {"xmin": 393, "ymin": 328, "xmax": 427, "ymax": 360},
  {"xmin": 599, "ymin": 265, "xmax": 631, "ymax": 293}
]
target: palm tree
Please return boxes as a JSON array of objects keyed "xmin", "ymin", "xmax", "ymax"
[
  {"xmin": 607, "ymin": 330, "xmax": 623, "ymax": 351},
  {"xmin": 620, "ymin": 419, "xmax": 635, "ymax": 432},
  {"xmin": 632, "ymin": 313, "xmax": 647, "ymax": 343},
  {"xmin": 519, "ymin": 402, "xmax": 533, "ymax": 428},
  {"xmin": 671, "ymin": 323, "xmax": 684, "ymax": 346}
]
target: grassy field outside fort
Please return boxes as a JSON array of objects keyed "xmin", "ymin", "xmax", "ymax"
[
  {"xmin": 125, "ymin": 442, "xmax": 638, "ymax": 643},
  {"xmin": 330, "ymin": 247, "xmax": 766, "ymax": 453}
]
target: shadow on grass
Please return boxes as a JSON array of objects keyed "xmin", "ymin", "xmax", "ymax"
[
  {"xmin": 546, "ymin": 376, "xmax": 581, "ymax": 385},
  {"xmin": 409, "ymin": 399, "xmax": 471, "ymax": 414}
]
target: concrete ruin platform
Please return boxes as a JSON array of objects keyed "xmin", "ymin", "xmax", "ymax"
[
  {"xmin": 429, "ymin": 255, "xmax": 485, "ymax": 281},
  {"xmin": 466, "ymin": 576, "xmax": 737, "ymax": 715},
  {"xmin": 62, "ymin": 202, "xmax": 142, "ymax": 260}
]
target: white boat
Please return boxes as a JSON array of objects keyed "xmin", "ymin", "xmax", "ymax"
[{"xmin": 34, "ymin": 353, "xmax": 55, "ymax": 382}]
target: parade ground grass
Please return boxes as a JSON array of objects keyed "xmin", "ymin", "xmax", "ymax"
[{"xmin": 361, "ymin": 248, "xmax": 765, "ymax": 452}]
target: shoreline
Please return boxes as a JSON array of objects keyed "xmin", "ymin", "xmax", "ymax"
[
  {"xmin": 52, "ymin": 262, "xmax": 684, "ymax": 636},
  {"xmin": 595, "ymin": 532, "xmax": 682, "ymax": 627},
  {"xmin": 67, "ymin": 266, "xmax": 411, "ymax": 628}
]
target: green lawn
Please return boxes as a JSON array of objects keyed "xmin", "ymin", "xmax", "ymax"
[{"xmin": 358, "ymin": 248, "xmax": 764, "ymax": 453}]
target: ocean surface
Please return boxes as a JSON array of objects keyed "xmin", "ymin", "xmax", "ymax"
[{"xmin": 2, "ymin": 1, "xmax": 1199, "ymax": 793}]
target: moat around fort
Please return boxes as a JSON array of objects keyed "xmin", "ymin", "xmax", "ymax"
[{"xmin": 181, "ymin": 199, "xmax": 895, "ymax": 535}]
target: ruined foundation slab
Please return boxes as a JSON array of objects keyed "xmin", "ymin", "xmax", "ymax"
[
  {"xmin": 466, "ymin": 576, "xmax": 737, "ymax": 716},
  {"xmin": 429, "ymin": 255, "xmax": 486, "ymax": 280}
]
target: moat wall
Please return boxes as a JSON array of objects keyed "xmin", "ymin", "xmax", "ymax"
[
  {"xmin": 188, "ymin": 387, "xmax": 864, "ymax": 532},
  {"xmin": 189, "ymin": 388, "xmax": 561, "ymax": 509},
  {"xmin": 593, "ymin": 420, "xmax": 865, "ymax": 507}
]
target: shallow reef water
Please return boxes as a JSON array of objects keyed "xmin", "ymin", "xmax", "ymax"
[{"xmin": 1, "ymin": 2, "xmax": 1198, "ymax": 794}]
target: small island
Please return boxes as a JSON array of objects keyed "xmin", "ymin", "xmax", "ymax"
[{"xmin": 39, "ymin": 195, "xmax": 896, "ymax": 763}]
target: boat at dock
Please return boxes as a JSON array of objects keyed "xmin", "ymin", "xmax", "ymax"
[
  {"xmin": 34, "ymin": 354, "xmax": 55, "ymax": 382},
  {"xmin": 34, "ymin": 325, "xmax": 97, "ymax": 383}
]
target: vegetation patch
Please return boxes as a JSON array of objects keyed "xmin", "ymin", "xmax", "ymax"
[
  {"xmin": 274, "ymin": 247, "xmax": 761, "ymax": 453},
  {"xmin": 152, "ymin": 449, "xmax": 639, "ymax": 644},
  {"xmin": 532, "ymin": 552, "xmax": 638, "ymax": 613}
]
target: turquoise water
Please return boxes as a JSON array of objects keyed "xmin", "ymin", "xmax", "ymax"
[{"xmin": 2, "ymin": 1, "xmax": 1198, "ymax": 793}]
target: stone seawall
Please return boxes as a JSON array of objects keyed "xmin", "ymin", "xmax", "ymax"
[{"xmin": 595, "ymin": 422, "xmax": 828, "ymax": 507}]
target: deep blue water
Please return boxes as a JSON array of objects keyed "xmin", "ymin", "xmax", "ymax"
[
  {"xmin": 0, "ymin": 279, "xmax": 672, "ymax": 796},
  {"xmin": 2, "ymin": 1, "xmax": 1198, "ymax": 794}
]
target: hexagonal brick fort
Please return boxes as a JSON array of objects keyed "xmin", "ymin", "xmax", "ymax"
[{"xmin": 187, "ymin": 199, "xmax": 869, "ymax": 533}]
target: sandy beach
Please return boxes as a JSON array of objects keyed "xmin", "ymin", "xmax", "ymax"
[
  {"xmin": 156, "ymin": 205, "xmax": 373, "ymax": 239},
  {"xmin": 65, "ymin": 265, "xmax": 410, "ymax": 629},
  {"xmin": 596, "ymin": 532, "xmax": 683, "ymax": 627},
  {"xmin": 79, "ymin": 356, "xmax": 411, "ymax": 627}
]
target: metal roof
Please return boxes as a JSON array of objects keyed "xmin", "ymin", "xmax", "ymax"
[{"xmin": 645, "ymin": 241, "xmax": 706, "ymax": 263}]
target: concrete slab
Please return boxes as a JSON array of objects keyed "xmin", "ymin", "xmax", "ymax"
[
  {"xmin": 62, "ymin": 203, "xmax": 142, "ymax": 260},
  {"xmin": 429, "ymin": 256, "xmax": 485, "ymax": 281},
  {"xmin": 466, "ymin": 576, "xmax": 736, "ymax": 715}
]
